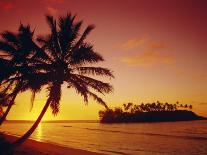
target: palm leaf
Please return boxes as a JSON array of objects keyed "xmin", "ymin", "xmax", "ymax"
[
  {"xmin": 70, "ymin": 43, "xmax": 103, "ymax": 65},
  {"xmin": 87, "ymin": 91, "xmax": 108, "ymax": 109},
  {"xmin": 69, "ymin": 74, "xmax": 113, "ymax": 94},
  {"xmin": 76, "ymin": 67, "xmax": 114, "ymax": 78},
  {"xmin": 47, "ymin": 82, "xmax": 62, "ymax": 115}
]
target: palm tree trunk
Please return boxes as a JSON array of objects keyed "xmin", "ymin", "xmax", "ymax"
[
  {"xmin": 0, "ymin": 103, "xmax": 13, "ymax": 125},
  {"xmin": 0, "ymin": 81, "xmax": 21, "ymax": 125},
  {"xmin": 0, "ymin": 95, "xmax": 16, "ymax": 125},
  {"xmin": 12, "ymin": 99, "xmax": 50, "ymax": 147}
]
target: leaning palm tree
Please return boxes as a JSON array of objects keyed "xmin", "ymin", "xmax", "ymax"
[
  {"xmin": 0, "ymin": 24, "xmax": 45, "ymax": 125},
  {"xmin": 12, "ymin": 13, "xmax": 114, "ymax": 146}
]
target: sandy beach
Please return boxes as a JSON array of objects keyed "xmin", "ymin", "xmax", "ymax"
[{"xmin": 2, "ymin": 134, "xmax": 104, "ymax": 155}]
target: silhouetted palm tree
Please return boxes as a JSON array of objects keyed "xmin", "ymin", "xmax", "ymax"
[
  {"xmin": 12, "ymin": 13, "xmax": 114, "ymax": 146},
  {"xmin": 0, "ymin": 24, "xmax": 44, "ymax": 125},
  {"xmin": 123, "ymin": 102, "xmax": 133, "ymax": 112}
]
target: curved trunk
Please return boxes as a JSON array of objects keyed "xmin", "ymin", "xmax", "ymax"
[
  {"xmin": 0, "ymin": 103, "xmax": 13, "ymax": 125},
  {"xmin": 0, "ymin": 81, "xmax": 20, "ymax": 125},
  {"xmin": 0, "ymin": 95, "xmax": 17, "ymax": 125},
  {"xmin": 12, "ymin": 99, "xmax": 50, "ymax": 147}
]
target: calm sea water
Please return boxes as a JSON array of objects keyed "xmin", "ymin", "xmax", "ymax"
[{"xmin": 0, "ymin": 120, "xmax": 207, "ymax": 155}]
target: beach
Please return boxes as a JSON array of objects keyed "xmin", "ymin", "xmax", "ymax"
[
  {"xmin": 3, "ymin": 134, "xmax": 104, "ymax": 155},
  {"xmin": 1, "ymin": 120, "xmax": 207, "ymax": 155}
]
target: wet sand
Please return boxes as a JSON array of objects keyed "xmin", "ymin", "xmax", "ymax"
[{"xmin": 3, "ymin": 134, "xmax": 104, "ymax": 155}]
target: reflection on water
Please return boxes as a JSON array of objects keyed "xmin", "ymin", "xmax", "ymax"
[
  {"xmin": 35, "ymin": 123, "xmax": 42, "ymax": 141},
  {"xmin": 1, "ymin": 120, "xmax": 207, "ymax": 155}
]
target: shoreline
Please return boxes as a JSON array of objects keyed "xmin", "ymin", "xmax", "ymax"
[{"xmin": 2, "ymin": 134, "xmax": 105, "ymax": 155}]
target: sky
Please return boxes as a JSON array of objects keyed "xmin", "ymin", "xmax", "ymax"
[{"xmin": 0, "ymin": 0, "xmax": 207, "ymax": 120}]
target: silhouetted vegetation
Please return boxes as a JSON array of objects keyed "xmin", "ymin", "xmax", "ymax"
[
  {"xmin": 0, "ymin": 12, "xmax": 113, "ymax": 148},
  {"xmin": 0, "ymin": 132, "xmax": 13, "ymax": 154},
  {"xmin": 99, "ymin": 102, "xmax": 205, "ymax": 123}
]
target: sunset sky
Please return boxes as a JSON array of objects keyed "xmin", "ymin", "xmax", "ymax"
[{"xmin": 0, "ymin": 0, "xmax": 207, "ymax": 120}]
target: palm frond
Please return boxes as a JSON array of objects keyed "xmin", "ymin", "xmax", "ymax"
[
  {"xmin": 30, "ymin": 90, "xmax": 36, "ymax": 111},
  {"xmin": 47, "ymin": 82, "xmax": 62, "ymax": 115},
  {"xmin": 70, "ymin": 43, "xmax": 103, "ymax": 65},
  {"xmin": 1, "ymin": 31, "xmax": 19, "ymax": 47},
  {"xmin": 68, "ymin": 76, "xmax": 108, "ymax": 108},
  {"xmin": 36, "ymin": 35, "xmax": 49, "ymax": 45},
  {"xmin": 87, "ymin": 91, "xmax": 108, "ymax": 109},
  {"xmin": 45, "ymin": 15, "xmax": 57, "ymax": 33},
  {"xmin": 0, "ymin": 64, "xmax": 16, "ymax": 84},
  {"xmin": 68, "ymin": 77, "xmax": 89, "ymax": 103},
  {"xmin": 0, "ymin": 41, "xmax": 16, "ymax": 56},
  {"xmin": 72, "ymin": 20, "xmax": 82, "ymax": 40},
  {"xmin": 77, "ymin": 67, "xmax": 114, "ymax": 78},
  {"xmin": 45, "ymin": 15, "xmax": 62, "ymax": 58},
  {"xmin": 74, "ymin": 24, "xmax": 95, "ymax": 49},
  {"xmin": 58, "ymin": 13, "xmax": 80, "ymax": 54},
  {"xmin": 69, "ymin": 74, "xmax": 113, "ymax": 94}
]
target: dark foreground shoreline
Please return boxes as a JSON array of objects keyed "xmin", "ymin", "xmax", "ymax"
[{"xmin": 0, "ymin": 134, "xmax": 104, "ymax": 155}]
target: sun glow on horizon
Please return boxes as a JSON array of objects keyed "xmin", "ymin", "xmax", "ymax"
[
  {"xmin": 36, "ymin": 123, "xmax": 42, "ymax": 141},
  {"xmin": 1, "ymin": 0, "xmax": 207, "ymax": 120}
]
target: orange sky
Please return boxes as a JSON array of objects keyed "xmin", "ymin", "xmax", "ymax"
[{"xmin": 0, "ymin": 0, "xmax": 207, "ymax": 120}]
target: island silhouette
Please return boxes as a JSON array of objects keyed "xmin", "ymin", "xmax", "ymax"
[{"xmin": 99, "ymin": 102, "xmax": 206, "ymax": 123}]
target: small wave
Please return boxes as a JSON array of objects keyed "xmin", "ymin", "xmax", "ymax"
[
  {"xmin": 61, "ymin": 125, "xmax": 207, "ymax": 141},
  {"xmin": 84, "ymin": 128, "xmax": 207, "ymax": 141},
  {"xmin": 99, "ymin": 149, "xmax": 129, "ymax": 155},
  {"xmin": 63, "ymin": 125, "xmax": 72, "ymax": 127}
]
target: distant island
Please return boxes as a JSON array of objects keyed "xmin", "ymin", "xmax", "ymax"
[{"xmin": 99, "ymin": 102, "xmax": 206, "ymax": 123}]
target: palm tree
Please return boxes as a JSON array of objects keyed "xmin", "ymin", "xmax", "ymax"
[
  {"xmin": 0, "ymin": 24, "xmax": 45, "ymax": 125},
  {"xmin": 184, "ymin": 104, "xmax": 188, "ymax": 108},
  {"xmin": 12, "ymin": 13, "xmax": 114, "ymax": 146},
  {"xmin": 123, "ymin": 102, "xmax": 133, "ymax": 112}
]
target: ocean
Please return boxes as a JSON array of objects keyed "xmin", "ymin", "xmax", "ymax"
[{"xmin": 1, "ymin": 120, "xmax": 207, "ymax": 155}]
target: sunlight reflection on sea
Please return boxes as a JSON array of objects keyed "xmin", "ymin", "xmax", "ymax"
[{"xmin": 1, "ymin": 120, "xmax": 207, "ymax": 155}]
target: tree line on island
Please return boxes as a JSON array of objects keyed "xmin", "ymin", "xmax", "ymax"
[
  {"xmin": 0, "ymin": 12, "xmax": 114, "ymax": 153},
  {"xmin": 99, "ymin": 102, "xmax": 205, "ymax": 123}
]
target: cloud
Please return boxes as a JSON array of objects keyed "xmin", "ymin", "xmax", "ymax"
[
  {"xmin": 46, "ymin": 6, "xmax": 58, "ymax": 15},
  {"xmin": 199, "ymin": 102, "xmax": 207, "ymax": 105},
  {"xmin": 121, "ymin": 36, "xmax": 168, "ymax": 51},
  {"xmin": 121, "ymin": 37, "xmax": 148, "ymax": 50},
  {"xmin": 148, "ymin": 42, "xmax": 167, "ymax": 50},
  {"xmin": 169, "ymin": 65, "xmax": 185, "ymax": 76},
  {"xmin": 120, "ymin": 35, "xmax": 174, "ymax": 67},
  {"xmin": 0, "ymin": 1, "xmax": 14, "ymax": 11},
  {"xmin": 192, "ymin": 73, "xmax": 207, "ymax": 82},
  {"xmin": 121, "ymin": 51, "xmax": 175, "ymax": 66}
]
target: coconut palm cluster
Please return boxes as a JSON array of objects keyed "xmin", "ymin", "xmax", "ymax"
[
  {"xmin": 0, "ymin": 13, "xmax": 114, "ymax": 148},
  {"xmin": 99, "ymin": 102, "xmax": 193, "ymax": 123},
  {"xmin": 122, "ymin": 101, "xmax": 192, "ymax": 113}
]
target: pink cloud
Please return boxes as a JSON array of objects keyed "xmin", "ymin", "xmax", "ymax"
[
  {"xmin": 121, "ymin": 37, "xmax": 148, "ymax": 50},
  {"xmin": 121, "ymin": 51, "xmax": 175, "ymax": 67},
  {"xmin": 192, "ymin": 73, "xmax": 207, "ymax": 82},
  {"xmin": 121, "ymin": 35, "xmax": 168, "ymax": 50},
  {"xmin": 148, "ymin": 42, "xmax": 167, "ymax": 50},
  {"xmin": 46, "ymin": 6, "xmax": 58, "ymax": 15}
]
